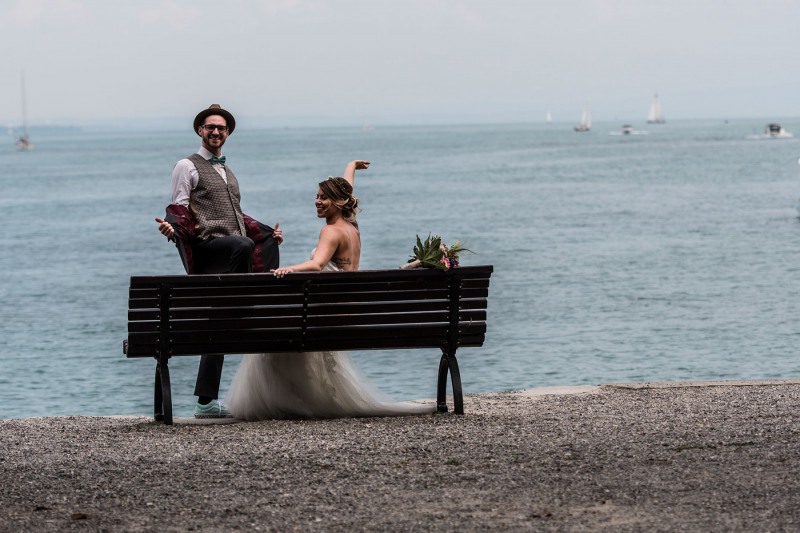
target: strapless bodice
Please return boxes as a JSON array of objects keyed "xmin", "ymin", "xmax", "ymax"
[{"xmin": 311, "ymin": 248, "xmax": 342, "ymax": 272}]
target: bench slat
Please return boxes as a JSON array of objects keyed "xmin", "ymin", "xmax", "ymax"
[
  {"xmin": 307, "ymin": 309, "xmax": 487, "ymax": 327},
  {"xmin": 129, "ymin": 293, "xmax": 305, "ymax": 310},
  {"xmin": 162, "ymin": 289, "xmax": 450, "ymax": 307},
  {"xmin": 307, "ymin": 279, "xmax": 448, "ymax": 293},
  {"xmin": 137, "ymin": 321, "xmax": 485, "ymax": 343},
  {"xmin": 129, "ymin": 305, "xmax": 305, "ymax": 322},
  {"xmin": 129, "ymin": 265, "xmax": 493, "ymax": 288},
  {"xmin": 306, "ymin": 298, "xmax": 487, "ymax": 316},
  {"xmin": 126, "ymin": 321, "xmax": 485, "ymax": 356},
  {"xmin": 128, "ymin": 298, "xmax": 488, "ymax": 322},
  {"xmin": 130, "ymin": 277, "xmax": 490, "ymax": 299},
  {"xmin": 307, "ymin": 287, "xmax": 488, "ymax": 304},
  {"xmin": 127, "ymin": 335, "xmax": 485, "ymax": 358},
  {"xmin": 126, "ymin": 332, "xmax": 487, "ymax": 358},
  {"xmin": 304, "ymin": 322, "xmax": 486, "ymax": 341},
  {"xmin": 130, "ymin": 288, "xmax": 488, "ymax": 310},
  {"xmin": 128, "ymin": 309, "xmax": 488, "ymax": 333}
]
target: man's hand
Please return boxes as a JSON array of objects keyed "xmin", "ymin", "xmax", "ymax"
[
  {"xmin": 273, "ymin": 221, "xmax": 283, "ymax": 244},
  {"xmin": 155, "ymin": 217, "xmax": 174, "ymax": 239}
]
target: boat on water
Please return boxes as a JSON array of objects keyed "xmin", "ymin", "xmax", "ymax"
[
  {"xmin": 647, "ymin": 93, "xmax": 665, "ymax": 124},
  {"xmin": 15, "ymin": 135, "xmax": 32, "ymax": 150},
  {"xmin": 545, "ymin": 111, "xmax": 552, "ymax": 125},
  {"xmin": 15, "ymin": 71, "xmax": 32, "ymax": 151},
  {"xmin": 609, "ymin": 124, "xmax": 648, "ymax": 136},
  {"xmin": 764, "ymin": 123, "xmax": 793, "ymax": 138},
  {"xmin": 574, "ymin": 105, "xmax": 591, "ymax": 132}
]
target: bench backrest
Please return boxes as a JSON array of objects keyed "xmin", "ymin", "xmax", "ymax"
[{"xmin": 125, "ymin": 265, "xmax": 493, "ymax": 358}]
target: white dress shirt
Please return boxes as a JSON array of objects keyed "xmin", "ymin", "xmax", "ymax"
[{"xmin": 171, "ymin": 146, "xmax": 228, "ymax": 207}]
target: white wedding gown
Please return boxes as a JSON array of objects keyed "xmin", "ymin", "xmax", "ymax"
[{"xmin": 226, "ymin": 257, "xmax": 437, "ymax": 421}]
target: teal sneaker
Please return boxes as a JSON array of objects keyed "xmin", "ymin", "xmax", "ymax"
[{"xmin": 194, "ymin": 399, "xmax": 233, "ymax": 419}]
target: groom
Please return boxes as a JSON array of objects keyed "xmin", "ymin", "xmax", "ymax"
[{"xmin": 156, "ymin": 104, "xmax": 282, "ymax": 418}]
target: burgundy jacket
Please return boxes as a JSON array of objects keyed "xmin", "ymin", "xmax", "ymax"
[{"xmin": 164, "ymin": 204, "xmax": 280, "ymax": 274}]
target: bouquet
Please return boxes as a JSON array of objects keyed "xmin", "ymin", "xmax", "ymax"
[{"xmin": 401, "ymin": 234, "xmax": 472, "ymax": 270}]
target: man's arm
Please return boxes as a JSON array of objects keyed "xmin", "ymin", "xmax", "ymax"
[
  {"xmin": 157, "ymin": 159, "xmax": 197, "ymax": 239},
  {"xmin": 171, "ymin": 159, "xmax": 197, "ymax": 207}
]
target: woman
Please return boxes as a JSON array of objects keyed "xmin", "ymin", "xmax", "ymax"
[
  {"xmin": 272, "ymin": 160, "xmax": 366, "ymax": 277},
  {"xmin": 226, "ymin": 161, "xmax": 436, "ymax": 420}
]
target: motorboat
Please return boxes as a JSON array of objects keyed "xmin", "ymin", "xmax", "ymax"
[
  {"xmin": 764, "ymin": 123, "xmax": 793, "ymax": 138},
  {"xmin": 609, "ymin": 124, "xmax": 648, "ymax": 136}
]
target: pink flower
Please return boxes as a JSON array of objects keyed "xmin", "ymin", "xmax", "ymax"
[{"xmin": 440, "ymin": 257, "xmax": 450, "ymax": 270}]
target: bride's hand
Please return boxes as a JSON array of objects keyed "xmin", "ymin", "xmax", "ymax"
[
  {"xmin": 271, "ymin": 267, "xmax": 293, "ymax": 278},
  {"xmin": 350, "ymin": 160, "xmax": 370, "ymax": 170}
]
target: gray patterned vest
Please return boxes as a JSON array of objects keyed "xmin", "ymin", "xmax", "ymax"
[{"xmin": 187, "ymin": 153, "xmax": 246, "ymax": 240}]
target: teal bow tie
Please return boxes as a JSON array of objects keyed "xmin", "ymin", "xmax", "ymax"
[{"xmin": 210, "ymin": 155, "xmax": 226, "ymax": 165}]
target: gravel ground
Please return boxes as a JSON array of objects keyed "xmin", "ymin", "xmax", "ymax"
[{"xmin": 2, "ymin": 380, "xmax": 800, "ymax": 532}]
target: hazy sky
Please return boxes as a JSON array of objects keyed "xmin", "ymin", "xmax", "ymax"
[{"xmin": 1, "ymin": 0, "xmax": 798, "ymax": 128}]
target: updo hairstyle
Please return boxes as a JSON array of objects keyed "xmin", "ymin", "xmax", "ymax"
[{"xmin": 319, "ymin": 176, "xmax": 361, "ymax": 221}]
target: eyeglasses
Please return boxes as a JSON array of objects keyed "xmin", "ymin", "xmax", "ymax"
[{"xmin": 201, "ymin": 124, "xmax": 229, "ymax": 133}]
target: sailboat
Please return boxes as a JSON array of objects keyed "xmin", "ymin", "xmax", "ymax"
[
  {"xmin": 15, "ymin": 71, "xmax": 32, "ymax": 151},
  {"xmin": 574, "ymin": 105, "xmax": 591, "ymax": 132},
  {"xmin": 647, "ymin": 93, "xmax": 665, "ymax": 124},
  {"xmin": 545, "ymin": 111, "xmax": 553, "ymax": 125}
]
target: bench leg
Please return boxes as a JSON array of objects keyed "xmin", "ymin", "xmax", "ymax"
[
  {"xmin": 154, "ymin": 359, "xmax": 173, "ymax": 425},
  {"xmin": 437, "ymin": 350, "xmax": 464, "ymax": 415},
  {"xmin": 437, "ymin": 354, "xmax": 449, "ymax": 413}
]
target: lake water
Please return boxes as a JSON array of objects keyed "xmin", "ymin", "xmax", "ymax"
[{"xmin": 2, "ymin": 119, "xmax": 800, "ymax": 419}]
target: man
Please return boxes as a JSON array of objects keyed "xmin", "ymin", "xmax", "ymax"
[{"xmin": 156, "ymin": 104, "xmax": 282, "ymax": 418}]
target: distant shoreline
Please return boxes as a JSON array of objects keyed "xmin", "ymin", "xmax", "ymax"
[{"xmin": 8, "ymin": 116, "xmax": 800, "ymax": 134}]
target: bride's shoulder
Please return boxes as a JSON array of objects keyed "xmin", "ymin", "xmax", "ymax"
[
  {"xmin": 322, "ymin": 221, "xmax": 355, "ymax": 235},
  {"xmin": 320, "ymin": 224, "xmax": 343, "ymax": 236},
  {"xmin": 318, "ymin": 224, "xmax": 347, "ymax": 243}
]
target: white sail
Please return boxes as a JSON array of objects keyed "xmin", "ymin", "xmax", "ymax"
[
  {"xmin": 546, "ymin": 111, "xmax": 552, "ymax": 124},
  {"xmin": 647, "ymin": 93, "xmax": 665, "ymax": 124},
  {"xmin": 15, "ymin": 71, "xmax": 32, "ymax": 151},
  {"xmin": 575, "ymin": 105, "xmax": 591, "ymax": 131}
]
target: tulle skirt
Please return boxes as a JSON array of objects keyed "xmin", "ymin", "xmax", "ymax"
[{"xmin": 226, "ymin": 351, "xmax": 436, "ymax": 421}]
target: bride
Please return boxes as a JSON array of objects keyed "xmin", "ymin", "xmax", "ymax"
[{"xmin": 226, "ymin": 160, "xmax": 436, "ymax": 420}]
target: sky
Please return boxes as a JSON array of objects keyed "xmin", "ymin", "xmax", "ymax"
[{"xmin": 1, "ymin": 0, "xmax": 799, "ymax": 128}]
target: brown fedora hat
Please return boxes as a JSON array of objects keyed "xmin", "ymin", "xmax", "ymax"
[{"xmin": 193, "ymin": 104, "xmax": 236, "ymax": 135}]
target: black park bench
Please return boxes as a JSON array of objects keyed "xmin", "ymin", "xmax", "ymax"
[{"xmin": 123, "ymin": 265, "xmax": 493, "ymax": 425}]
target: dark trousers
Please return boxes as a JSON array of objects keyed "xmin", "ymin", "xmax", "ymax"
[{"xmin": 192, "ymin": 236, "xmax": 255, "ymax": 399}]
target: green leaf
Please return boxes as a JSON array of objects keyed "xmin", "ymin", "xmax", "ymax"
[{"xmin": 409, "ymin": 233, "xmax": 472, "ymax": 269}]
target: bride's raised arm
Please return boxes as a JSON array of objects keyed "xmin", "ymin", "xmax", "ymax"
[{"xmin": 343, "ymin": 160, "xmax": 370, "ymax": 188}]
